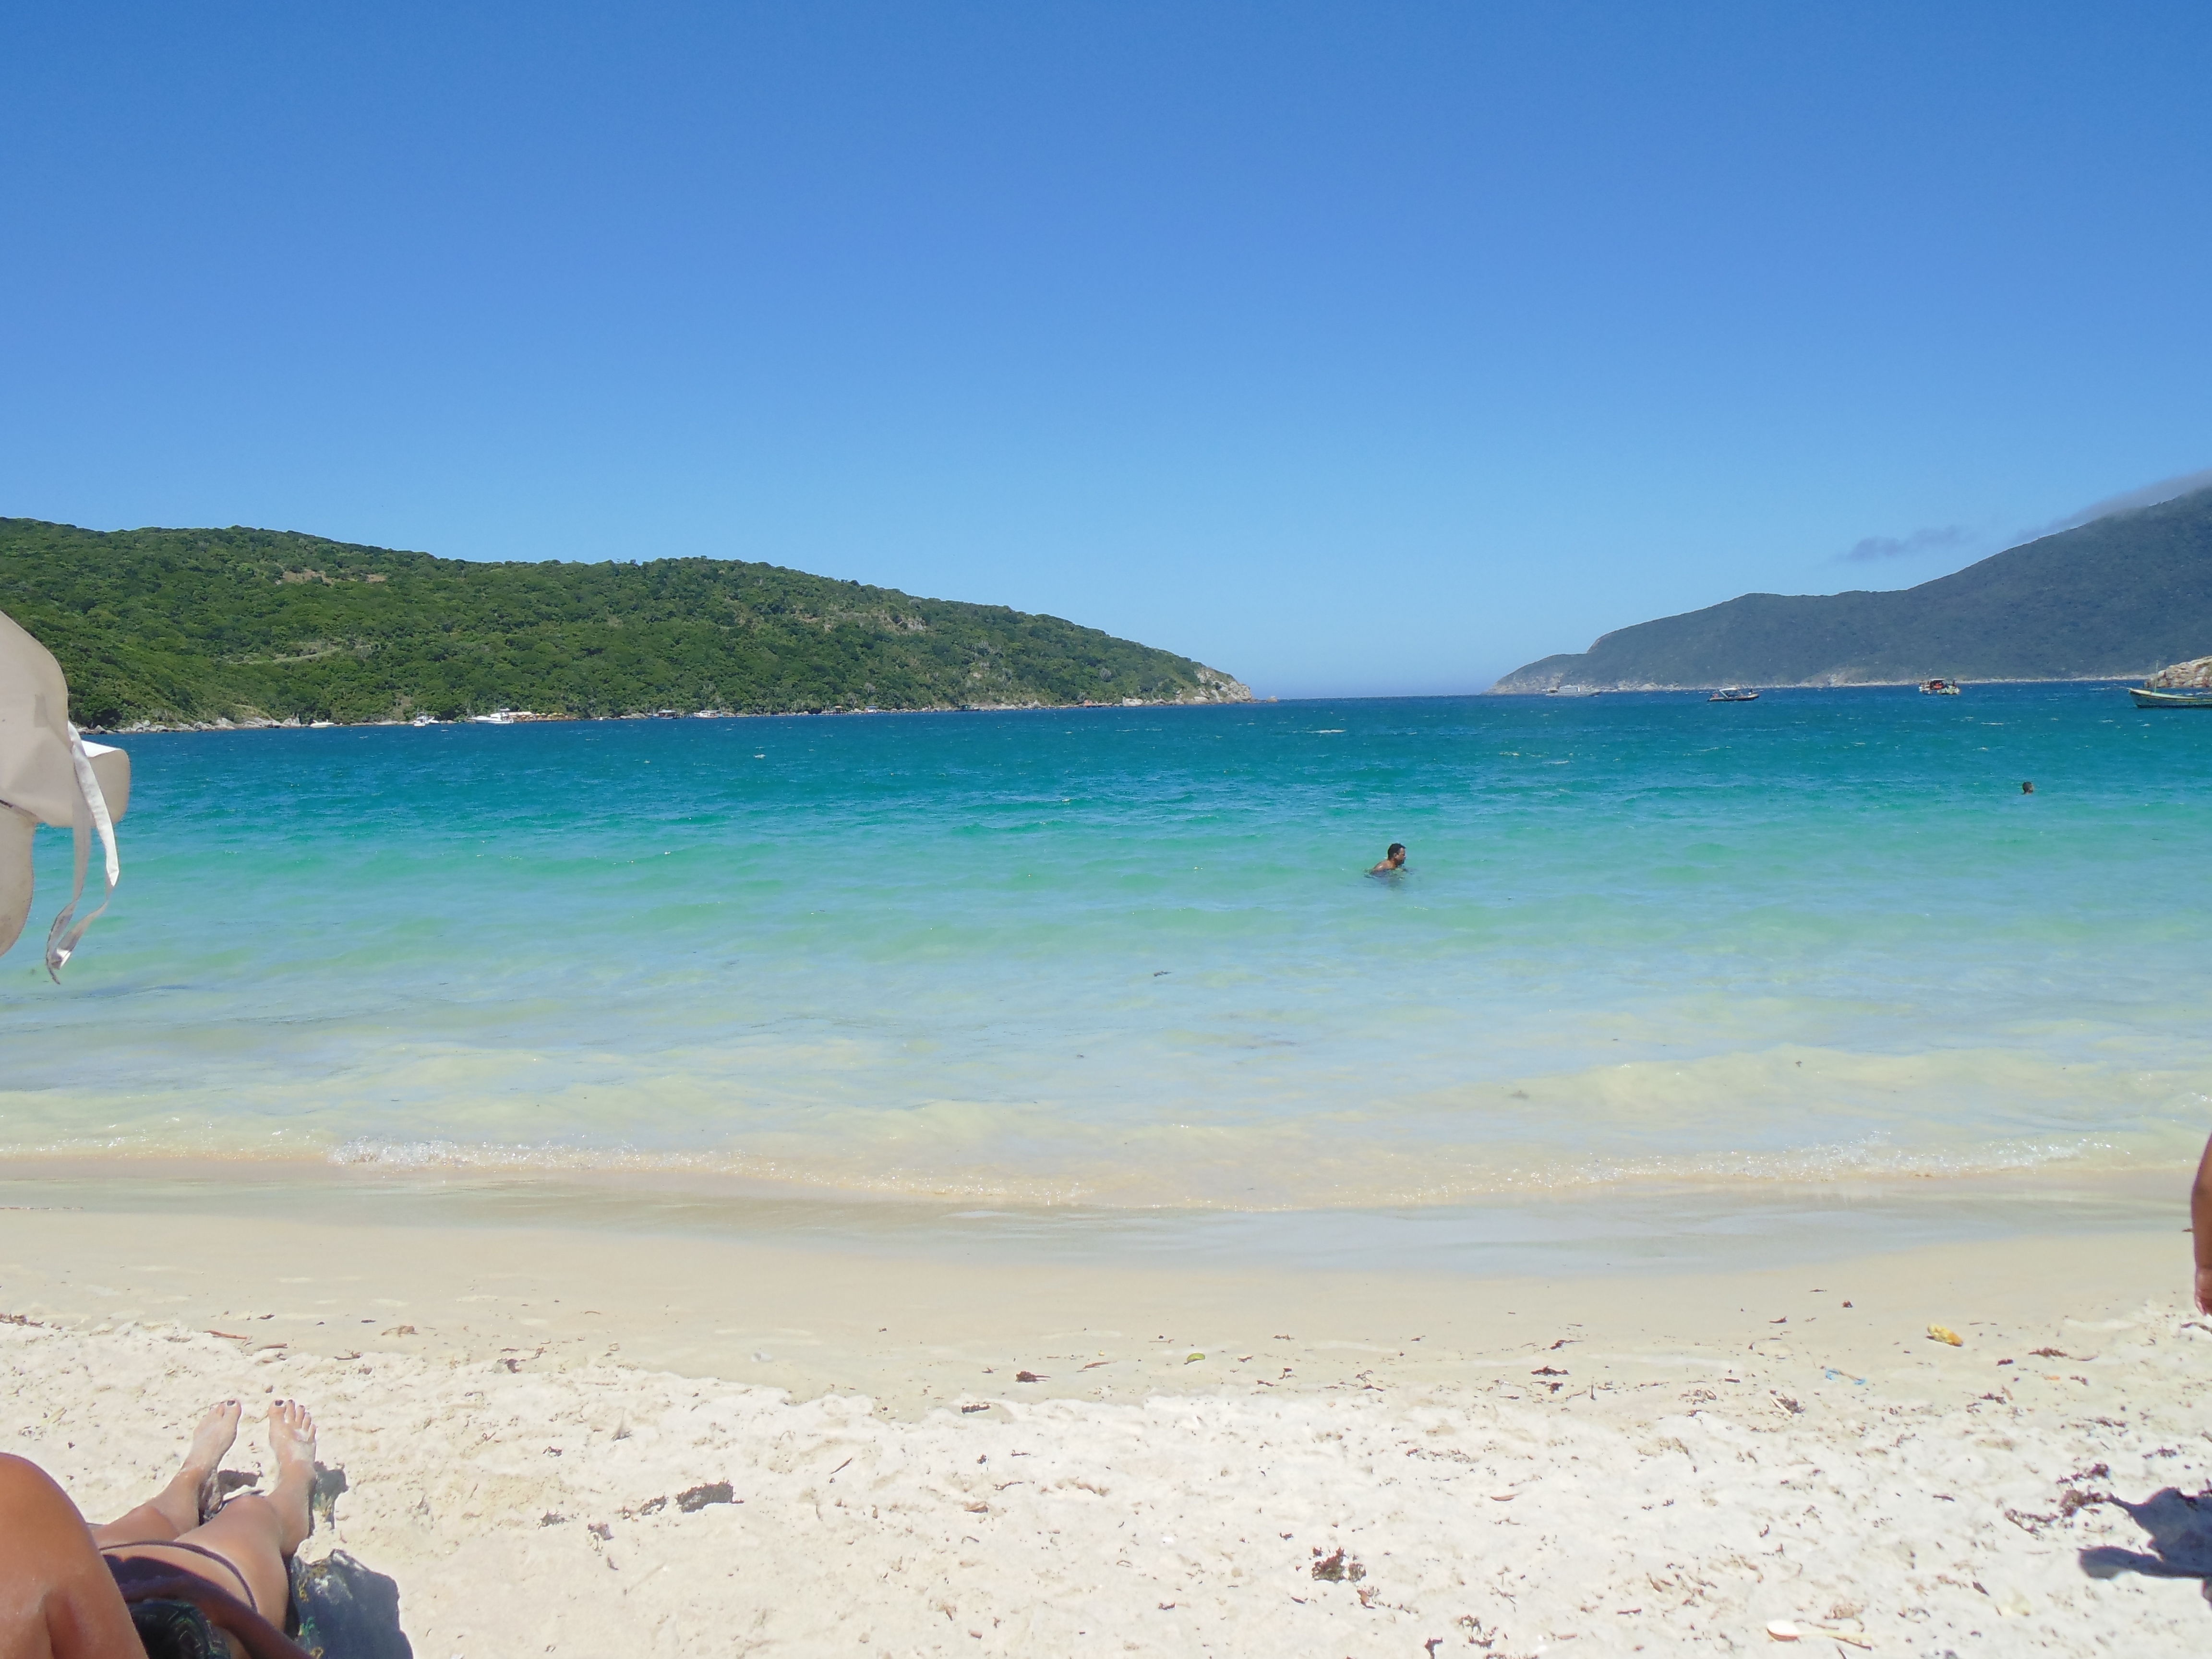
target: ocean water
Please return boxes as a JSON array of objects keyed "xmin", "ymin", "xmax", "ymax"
[{"xmin": 3, "ymin": 687, "xmax": 2208, "ymax": 1223}]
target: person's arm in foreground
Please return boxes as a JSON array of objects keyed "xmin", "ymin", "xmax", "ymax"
[
  {"xmin": 0, "ymin": 1454, "xmax": 145, "ymax": 1659},
  {"xmin": 2193, "ymin": 1133, "xmax": 2212, "ymax": 1316}
]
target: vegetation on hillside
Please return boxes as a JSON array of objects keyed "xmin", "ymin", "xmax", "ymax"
[
  {"xmin": 1489, "ymin": 485, "xmax": 2212, "ymax": 691},
  {"xmin": 0, "ymin": 519, "xmax": 1249, "ymax": 727}
]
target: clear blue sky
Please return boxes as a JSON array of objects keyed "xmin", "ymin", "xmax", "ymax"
[{"xmin": 5, "ymin": 3, "xmax": 2209, "ymax": 696}]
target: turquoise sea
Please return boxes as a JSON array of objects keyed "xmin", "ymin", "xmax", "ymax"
[{"xmin": 4, "ymin": 686, "xmax": 2208, "ymax": 1250}]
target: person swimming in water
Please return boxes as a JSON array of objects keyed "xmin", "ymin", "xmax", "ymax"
[{"xmin": 1369, "ymin": 842, "xmax": 1406, "ymax": 875}]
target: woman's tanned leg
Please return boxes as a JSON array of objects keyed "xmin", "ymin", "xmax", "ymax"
[
  {"xmin": 89, "ymin": 1399, "xmax": 241, "ymax": 1547},
  {"xmin": 0, "ymin": 1454, "xmax": 144, "ymax": 1659},
  {"xmin": 149, "ymin": 1400, "xmax": 317, "ymax": 1619}
]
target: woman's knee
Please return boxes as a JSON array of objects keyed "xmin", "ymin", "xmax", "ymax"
[
  {"xmin": 0, "ymin": 1457, "xmax": 143, "ymax": 1659},
  {"xmin": 0, "ymin": 1453, "xmax": 88, "ymax": 1532},
  {"xmin": 185, "ymin": 1498, "xmax": 289, "ymax": 1595},
  {"xmin": 190, "ymin": 1491, "xmax": 279, "ymax": 1542}
]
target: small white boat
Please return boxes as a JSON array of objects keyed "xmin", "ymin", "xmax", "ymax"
[
  {"xmin": 411, "ymin": 714, "xmax": 438, "ymax": 727},
  {"xmin": 1919, "ymin": 678, "xmax": 1962, "ymax": 695},
  {"xmin": 1709, "ymin": 686, "xmax": 1759, "ymax": 702}
]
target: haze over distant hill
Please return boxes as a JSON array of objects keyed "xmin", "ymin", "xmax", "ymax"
[
  {"xmin": 1488, "ymin": 485, "xmax": 2212, "ymax": 693},
  {"xmin": 0, "ymin": 519, "xmax": 1250, "ymax": 727}
]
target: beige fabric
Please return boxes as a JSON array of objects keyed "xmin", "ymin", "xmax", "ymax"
[
  {"xmin": 0, "ymin": 607, "xmax": 128, "ymax": 974},
  {"xmin": 0, "ymin": 805, "xmax": 33, "ymax": 961}
]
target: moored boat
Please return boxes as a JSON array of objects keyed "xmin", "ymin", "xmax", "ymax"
[
  {"xmin": 2129, "ymin": 685, "xmax": 2212, "ymax": 709},
  {"xmin": 1918, "ymin": 678, "xmax": 1961, "ymax": 695},
  {"xmin": 1709, "ymin": 686, "xmax": 1759, "ymax": 702}
]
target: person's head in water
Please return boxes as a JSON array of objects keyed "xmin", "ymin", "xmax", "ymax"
[{"xmin": 1370, "ymin": 842, "xmax": 1406, "ymax": 874}]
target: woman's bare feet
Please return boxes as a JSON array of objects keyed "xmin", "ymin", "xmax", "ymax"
[
  {"xmin": 167, "ymin": 1401, "xmax": 244, "ymax": 1533},
  {"xmin": 182, "ymin": 1401, "xmax": 243, "ymax": 1519},
  {"xmin": 186, "ymin": 1407, "xmax": 242, "ymax": 1478},
  {"xmin": 187, "ymin": 1401, "xmax": 244, "ymax": 1468},
  {"xmin": 264, "ymin": 1399, "xmax": 318, "ymax": 1555},
  {"xmin": 92, "ymin": 1400, "xmax": 243, "ymax": 1542}
]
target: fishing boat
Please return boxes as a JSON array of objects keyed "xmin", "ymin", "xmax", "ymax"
[
  {"xmin": 2129, "ymin": 685, "xmax": 2212, "ymax": 709},
  {"xmin": 1709, "ymin": 686, "xmax": 1759, "ymax": 702},
  {"xmin": 1918, "ymin": 678, "xmax": 1962, "ymax": 695}
]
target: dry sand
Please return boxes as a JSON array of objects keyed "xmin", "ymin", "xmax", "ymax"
[{"xmin": 5, "ymin": 1190, "xmax": 2211, "ymax": 1655}]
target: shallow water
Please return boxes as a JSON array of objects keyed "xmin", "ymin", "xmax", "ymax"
[{"xmin": 4, "ymin": 687, "xmax": 2207, "ymax": 1215}]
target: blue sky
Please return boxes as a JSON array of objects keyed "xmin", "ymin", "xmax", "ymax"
[{"xmin": 5, "ymin": 3, "xmax": 2208, "ymax": 696}]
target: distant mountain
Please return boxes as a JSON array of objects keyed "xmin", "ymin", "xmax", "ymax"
[
  {"xmin": 0, "ymin": 519, "xmax": 1250, "ymax": 727},
  {"xmin": 1488, "ymin": 485, "xmax": 2212, "ymax": 693}
]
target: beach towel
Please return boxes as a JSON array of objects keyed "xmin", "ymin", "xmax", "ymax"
[
  {"xmin": 0, "ymin": 605, "xmax": 129, "ymax": 975},
  {"xmin": 289, "ymin": 1550, "xmax": 414, "ymax": 1659}
]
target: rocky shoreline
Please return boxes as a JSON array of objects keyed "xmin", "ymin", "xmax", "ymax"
[
  {"xmin": 90, "ymin": 685, "xmax": 1256, "ymax": 737},
  {"xmin": 2142, "ymin": 653, "xmax": 2212, "ymax": 691}
]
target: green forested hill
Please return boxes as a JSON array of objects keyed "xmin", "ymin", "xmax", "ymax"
[
  {"xmin": 0, "ymin": 519, "xmax": 1249, "ymax": 727},
  {"xmin": 1488, "ymin": 484, "xmax": 2212, "ymax": 692}
]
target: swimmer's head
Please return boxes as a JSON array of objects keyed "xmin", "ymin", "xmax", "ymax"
[{"xmin": 1386, "ymin": 843, "xmax": 1405, "ymax": 860}]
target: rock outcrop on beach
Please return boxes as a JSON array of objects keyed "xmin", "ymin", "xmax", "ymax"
[
  {"xmin": 0, "ymin": 518, "xmax": 1253, "ymax": 727},
  {"xmin": 2143, "ymin": 653, "xmax": 2212, "ymax": 690},
  {"xmin": 1489, "ymin": 482, "xmax": 2212, "ymax": 692}
]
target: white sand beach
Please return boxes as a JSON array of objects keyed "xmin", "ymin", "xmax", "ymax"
[{"xmin": 6, "ymin": 1190, "xmax": 2210, "ymax": 1656}]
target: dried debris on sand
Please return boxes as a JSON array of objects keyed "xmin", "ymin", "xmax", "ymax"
[{"xmin": 7, "ymin": 1309, "xmax": 2211, "ymax": 1655}]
